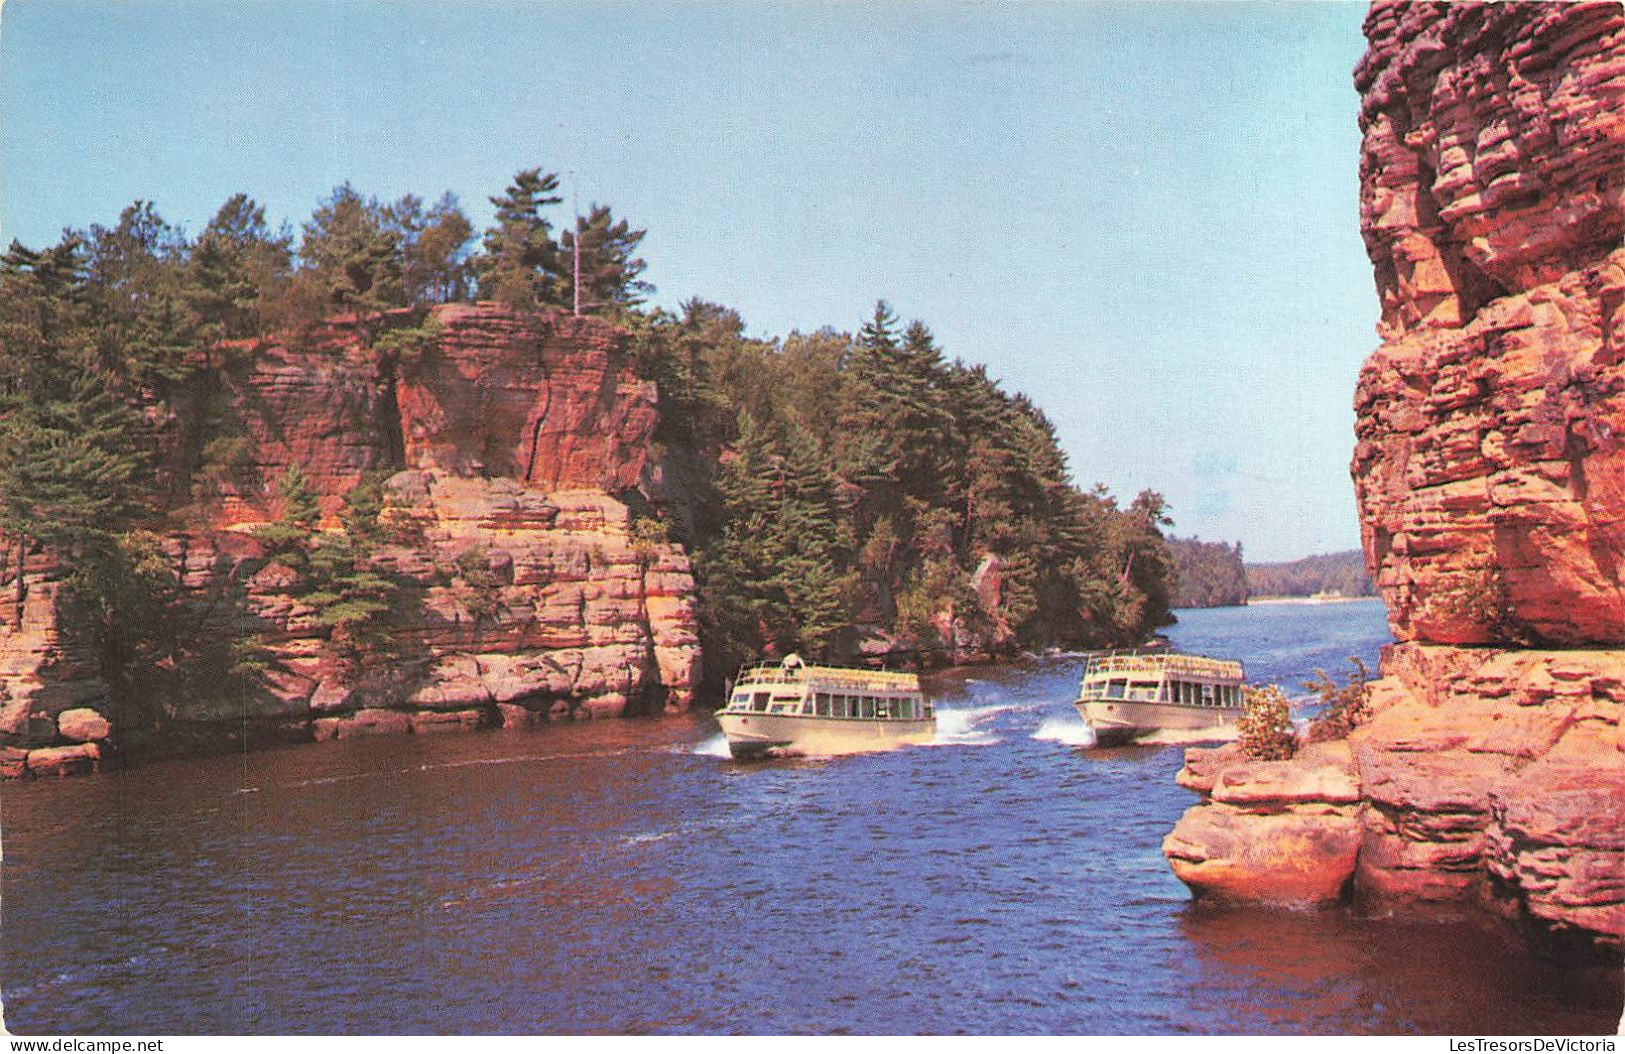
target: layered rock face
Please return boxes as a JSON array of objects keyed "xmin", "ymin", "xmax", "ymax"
[
  {"xmin": 1166, "ymin": 1, "xmax": 1624, "ymax": 963},
  {"xmin": 397, "ymin": 304, "xmax": 656, "ymax": 492},
  {"xmin": 0, "ymin": 304, "xmax": 698, "ymax": 776},
  {"xmin": 1353, "ymin": 0, "xmax": 1625, "ymax": 645}
]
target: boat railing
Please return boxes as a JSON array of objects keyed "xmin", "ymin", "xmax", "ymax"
[
  {"xmin": 734, "ymin": 662, "xmax": 919, "ymax": 693},
  {"xmin": 1082, "ymin": 652, "xmax": 1243, "ymax": 681}
]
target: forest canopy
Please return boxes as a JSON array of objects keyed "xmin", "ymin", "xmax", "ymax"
[
  {"xmin": 1, "ymin": 172, "xmax": 1179, "ymax": 709},
  {"xmin": 1246, "ymin": 550, "xmax": 1374, "ymax": 599},
  {"xmin": 1167, "ymin": 537, "xmax": 1248, "ymax": 608}
]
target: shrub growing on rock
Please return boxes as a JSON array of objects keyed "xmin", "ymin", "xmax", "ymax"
[
  {"xmin": 1238, "ymin": 683, "xmax": 1296, "ymax": 760},
  {"xmin": 1305, "ymin": 657, "xmax": 1371, "ymax": 742}
]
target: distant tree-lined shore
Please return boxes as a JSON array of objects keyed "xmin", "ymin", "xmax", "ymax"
[{"xmin": 1170, "ymin": 540, "xmax": 1374, "ymax": 608}]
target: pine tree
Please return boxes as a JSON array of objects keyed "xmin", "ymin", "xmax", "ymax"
[
  {"xmin": 305, "ymin": 528, "xmax": 398, "ymax": 680},
  {"xmin": 559, "ymin": 203, "xmax": 653, "ymax": 313},
  {"xmin": 0, "ymin": 237, "xmax": 147, "ymax": 625},
  {"xmin": 297, "ymin": 184, "xmax": 404, "ymax": 341},
  {"xmin": 250, "ymin": 465, "xmax": 321, "ymax": 574},
  {"xmin": 474, "ymin": 168, "xmax": 563, "ymax": 308},
  {"xmin": 83, "ymin": 201, "xmax": 202, "ymax": 393},
  {"xmin": 187, "ymin": 194, "xmax": 293, "ymax": 344},
  {"xmin": 765, "ymin": 421, "xmax": 850, "ymax": 654},
  {"xmin": 389, "ymin": 192, "xmax": 473, "ymax": 306}
]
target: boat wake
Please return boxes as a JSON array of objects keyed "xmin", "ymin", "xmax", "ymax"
[
  {"xmin": 691, "ymin": 734, "xmax": 733, "ymax": 758},
  {"xmin": 1031, "ymin": 716, "xmax": 1097, "ymax": 748},
  {"xmin": 929, "ymin": 705, "xmax": 1011, "ymax": 747}
]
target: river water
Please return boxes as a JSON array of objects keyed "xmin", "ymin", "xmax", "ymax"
[{"xmin": 2, "ymin": 598, "xmax": 1620, "ymax": 1034}]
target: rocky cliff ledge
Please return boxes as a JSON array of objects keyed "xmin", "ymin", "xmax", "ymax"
[
  {"xmin": 1165, "ymin": 1, "xmax": 1624, "ymax": 963},
  {"xmin": 0, "ymin": 304, "xmax": 699, "ymax": 777}
]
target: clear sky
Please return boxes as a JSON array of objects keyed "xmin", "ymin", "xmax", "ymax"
[{"xmin": 0, "ymin": 0, "xmax": 1377, "ymax": 562}]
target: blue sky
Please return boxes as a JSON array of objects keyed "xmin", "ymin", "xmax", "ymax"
[{"xmin": 0, "ymin": 0, "xmax": 1376, "ymax": 562}]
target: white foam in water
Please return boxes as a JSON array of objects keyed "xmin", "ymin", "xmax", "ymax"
[
  {"xmin": 929, "ymin": 705, "xmax": 1006, "ymax": 747},
  {"xmin": 691, "ymin": 733, "xmax": 733, "ymax": 758},
  {"xmin": 1032, "ymin": 716, "xmax": 1096, "ymax": 748}
]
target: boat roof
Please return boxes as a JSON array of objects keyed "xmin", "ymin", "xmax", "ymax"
[
  {"xmin": 1082, "ymin": 651, "xmax": 1244, "ymax": 681},
  {"xmin": 736, "ymin": 660, "xmax": 920, "ymax": 692}
]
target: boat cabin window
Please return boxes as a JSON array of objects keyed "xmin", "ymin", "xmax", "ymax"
[
  {"xmin": 1128, "ymin": 680, "xmax": 1158, "ymax": 701},
  {"xmin": 752, "ymin": 691, "xmax": 771, "ymax": 712},
  {"xmin": 1201, "ymin": 684, "xmax": 1215, "ymax": 707},
  {"xmin": 1105, "ymin": 679, "xmax": 1128, "ymax": 699}
]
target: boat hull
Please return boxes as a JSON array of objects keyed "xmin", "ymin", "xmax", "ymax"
[
  {"xmin": 716, "ymin": 712, "xmax": 936, "ymax": 759},
  {"xmin": 1074, "ymin": 699, "xmax": 1240, "ymax": 746}
]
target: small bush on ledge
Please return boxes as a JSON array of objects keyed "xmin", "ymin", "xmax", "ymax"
[
  {"xmin": 1305, "ymin": 657, "xmax": 1371, "ymax": 742},
  {"xmin": 1238, "ymin": 683, "xmax": 1296, "ymax": 760}
]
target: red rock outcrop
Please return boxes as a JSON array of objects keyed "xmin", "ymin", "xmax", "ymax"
[
  {"xmin": 397, "ymin": 304, "xmax": 655, "ymax": 493},
  {"xmin": 1165, "ymin": 741, "xmax": 1363, "ymax": 906},
  {"xmin": 1166, "ymin": 1, "xmax": 1625, "ymax": 963},
  {"xmin": 0, "ymin": 304, "xmax": 698, "ymax": 774},
  {"xmin": 1352, "ymin": 0, "xmax": 1625, "ymax": 646}
]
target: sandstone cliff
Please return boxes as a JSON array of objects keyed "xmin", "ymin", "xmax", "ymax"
[
  {"xmin": 0, "ymin": 304, "xmax": 699, "ymax": 777},
  {"xmin": 1165, "ymin": 1, "xmax": 1624, "ymax": 963}
]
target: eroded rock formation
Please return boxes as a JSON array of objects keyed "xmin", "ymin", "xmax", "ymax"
[
  {"xmin": 0, "ymin": 304, "xmax": 698, "ymax": 775},
  {"xmin": 1165, "ymin": 0, "xmax": 1625, "ymax": 963},
  {"xmin": 1353, "ymin": 0, "xmax": 1625, "ymax": 645}
]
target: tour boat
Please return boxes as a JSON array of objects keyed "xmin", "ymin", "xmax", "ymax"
[
  {"xmin": 1073, "ymin": 650, "xmax": 1245, "ymax": 746},
  {"xmin": 716, "ymin": 654, "xmax": 936, "ymax": 759}
]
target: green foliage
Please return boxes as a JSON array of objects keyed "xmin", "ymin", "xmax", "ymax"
[
  {"xmin": 306, "ymin": 530, "xmax": 398, "ymax": 671},
  {"xmin": 339, "ymin": 470, "xmax": 392, "ymax": 546},
  {"xmin": 629, "ymin": 516, "xmax": 668, "ymax": 567},
  {"xmin": 644, "ymin": 296, "xmax": 1180, "ymax": 670},
  {"xmin": 560, "ymin": 203, "xmax": 654, "ymax": 313},
  {"xmin": 296, "ymin": 183, "xmax": 404, "ymax": 340},
  {"xmin": 250, "ymin": 465, "xmax": 321, "ymax": 573},
  {"xmin": 895, "ymin": 554, "xmax": 984, "ymax": 659},
  {"xmin": 254, "ymin": 471, "xmax": 403, "ymax": 687},
  {"xmin": 452, "ymin": 542, "xmax": 505, "ymax": 628},
  {"xmin": 389, "ymin": 192, "xmax": 473, "ymax": 306},
  {"xmin": 475, "ymin": 167, "xmax": 564, "ymax": 308},
  {"xmin": 701, "ymin": 413, "xmax": 852, "ymax": 667},
  {"xmin": 187, "ymin": 194, "xmax": 294, "ymax": 344},
  {"xmin": 1247, "ymin": 549, "xmax": 1375, "ymax": 598},
  {"xmin": 0, "ymin": 369, "xmax": 147, "ymax": 554},
  {"xmin": 372, "ymin": 317, "xmax": 443, "ymax": 373},
  {"xmin": 1429, "ymin": 557, "xmax": 1531, "ymax": 645},
  {"xmin": 1304, "ymin": 657, "xmax": 1371, "ymax": 742},
  {"xmin": 1, "ymin": 179, "xmax": 1186, "ymax": 718},
  {"xmin": 58, "ymin": 531, "xmax": 178, "ymax": 719},
  {"xmin": 82, "ymin": 201, "xmax": 203, "ymax": 392},
  {"xmin": 1238, "ymin": 683, "xmax": 1297, "ymax": 761},
  {"xmin": 1168, "ymin": 536, "xmax": 1248, "ymax": 608}
]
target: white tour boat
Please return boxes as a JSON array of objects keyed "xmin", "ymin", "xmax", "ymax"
[
  {"xmin": 1073, "ymin": 650, "xmax": 1245, "ymax": 746},
  {"xmin": 716, "ymin": 654, "xmax": 936, "ymax": 759}
]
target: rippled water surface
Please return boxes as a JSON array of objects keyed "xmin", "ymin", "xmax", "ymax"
[{"xmin": 3, "ymin": 598, "xmax": 1620, "ymax": 1034}]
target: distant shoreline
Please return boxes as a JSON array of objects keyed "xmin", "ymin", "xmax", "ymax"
[{"xmin": 1171, "ymin": 595, "xmax": 1383, "ymax": 612}]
